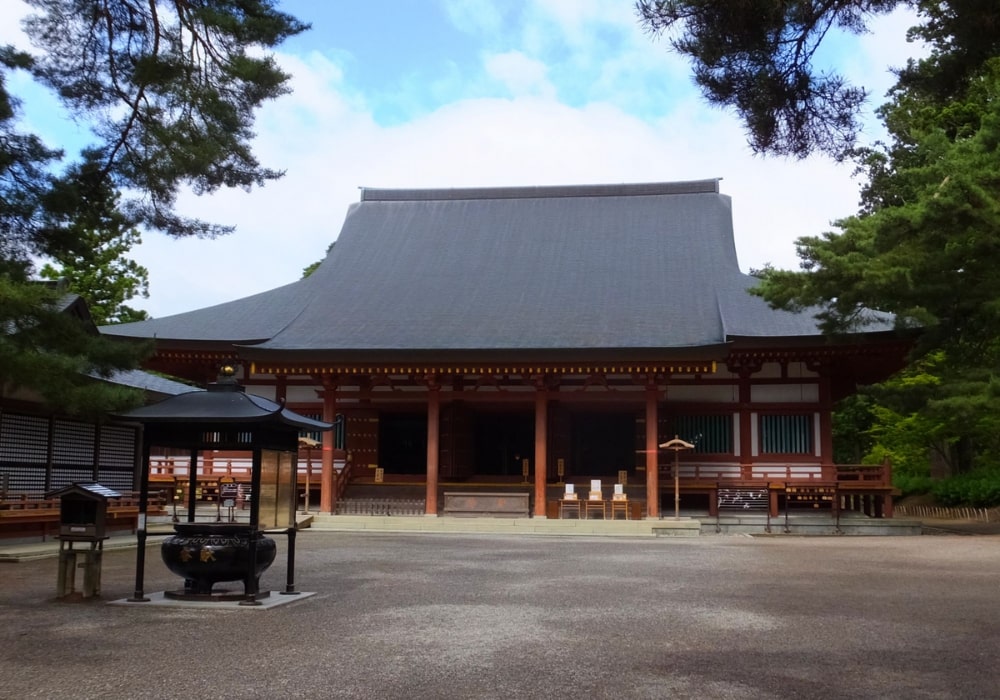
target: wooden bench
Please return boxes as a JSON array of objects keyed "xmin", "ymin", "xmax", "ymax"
[
  {"xmin": 0, "ymin": 495, "xmax": 161, "ymax": 541},
  {"xmin": 0, "ymin": 506, "xmax": 62, "ymax": 540},
  {"xmin": 442, "ymin": 492, "xmax": 530, "ymax": 518}
]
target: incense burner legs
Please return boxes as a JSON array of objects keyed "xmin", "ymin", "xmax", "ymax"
[{"xmin": 161, "ymin": 523, "xmax": 276, "ymax": 599}]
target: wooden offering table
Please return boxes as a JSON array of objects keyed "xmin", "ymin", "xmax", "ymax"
[
  {"xmin": 584, "ymin": 499, "xmax": 606, "ymax": 519},
  {"xmin": 557, "ymin": 499, "xmax": 582, "ymax": 519},
  {"xmin": 608, "ymin": 498, "xmax": 629, "ymax": 520}
]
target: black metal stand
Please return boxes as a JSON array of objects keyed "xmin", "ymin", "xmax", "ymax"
[
  {"xmin": 128, "ymin": 442, "xmax": 152, "ymax": 602},
  {"xmin": 281, "ymin": 527, "xmax": 299, "ymax": 595},
  {"xmin": 239, "ymin": 451, "xmax": 264, "ymax": 607}
]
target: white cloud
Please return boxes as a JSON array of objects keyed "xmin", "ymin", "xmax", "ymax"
[
  {"xmin": 0, "ymin": 1, "xmax": 30, "ymax": 48},
  {"xmin": 442, "ymin": 0, "xmax": 507, "ymax": 37},
  {"xmin": 0, "ymin": 0, "xmax": 919, "ymax": 320},
  {"xmin": 483, "ymin": 51, "xmax": 555, "ymax": 98}
]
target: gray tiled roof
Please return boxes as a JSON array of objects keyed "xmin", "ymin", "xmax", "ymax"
[
  {"xmin": 101, "ymin": 277, "xmax": 317, "ymax": 343},
  {"xmin": 114, "ymin": 378, "xmax": 331, "ymax": 431},
  {"xmin": 101, "ymin": 369, "xmax": 201, "ymax": 396},
  {"xmin": 103, "ymin": 180, "xmax": 884, "ymax": 355}
]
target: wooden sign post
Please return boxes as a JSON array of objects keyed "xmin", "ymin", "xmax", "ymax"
[{"xmin": 659, "ymin": 436, "xmax": 694, "ymax": 520}]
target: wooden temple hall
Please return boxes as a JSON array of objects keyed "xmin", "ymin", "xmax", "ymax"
[{"xmin": 103, "ymin": 179, "xmax": 907, "ymax": 520}]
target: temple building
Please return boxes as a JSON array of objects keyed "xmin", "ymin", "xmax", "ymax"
[{"xmin": 102, "ymin": 179, "xmax": 907, "ymax": 518}]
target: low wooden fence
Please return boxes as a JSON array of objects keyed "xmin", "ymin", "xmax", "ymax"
[{"xmin": 894, "ymin": 504, "xmax": 1000, "ymax": 522}]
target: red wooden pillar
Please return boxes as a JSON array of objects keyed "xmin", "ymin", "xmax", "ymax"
[
  {"xmin": 534, "ymin": 384, "xmax": 548, "ymax": 517},
  {"xmin": 738, "ymin": 369, "xmax": 754, "ymax": 479},
  {"xmin": 426, "ymin": 380, "xmax": 440, "ymax": 516},
  {"xmin": 319, "ymin": 378, "xmax": 336, "ymax": 514},
  {"xmin": 645, "ymin": 384, "xmax": 659, "ymax": 519}
]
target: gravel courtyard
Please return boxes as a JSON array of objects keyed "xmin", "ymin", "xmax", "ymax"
[{"xmin": 1, "ymin": 532, "xmax": 997, "ymax": 699}]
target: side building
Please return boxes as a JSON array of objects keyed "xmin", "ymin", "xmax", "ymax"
[
  {"xmin": 1, "ymin": 293, "xmax": 197, "ymax": 540},
  {"xmin": 102, "ymin": 180, "xmax": 908, "ymax": 518}
]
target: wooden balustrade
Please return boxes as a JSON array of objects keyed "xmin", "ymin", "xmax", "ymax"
[{"xmin": 659, "ymin": 462, "xmax": 891, "ymax": 488}]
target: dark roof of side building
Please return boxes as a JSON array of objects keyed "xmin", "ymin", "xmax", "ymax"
[
  {"xmin": 99, "ymin": 369, "xmax": 201, "ymax": 397},
  {"xmin": 102, "ymin": 180, "xmax": 893, "ymax": 357}
]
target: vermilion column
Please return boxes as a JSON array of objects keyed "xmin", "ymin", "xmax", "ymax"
[
  {"xmin": 534, "ymin": 387, "xmax": 548, "ymax": 517},
  {"xmin": 426, "ymin": 383, "xmax": 440, "ymax": 515},
  {"xmin": 645, "ymin": 384, "xmax": 659, "ymax": 518},
  {"xmin": 320, "ymin": 378, "xmax": 336, "ymax": 514},
  {"xmin": 739, "ymin": 370, "xmax": 753, "ymax": 479}
]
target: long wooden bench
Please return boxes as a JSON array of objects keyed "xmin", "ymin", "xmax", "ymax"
[
  {"xmin": 0, "ymin": 495, "xmax": 162, "ymax": 541},
  {"xmin": 442, "ymin": 492, "xmax": 530, "ymax": 518}
]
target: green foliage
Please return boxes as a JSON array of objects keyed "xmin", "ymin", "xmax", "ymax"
[
  {"xmin": 302, "ymin": 242, "xmax": 335, "ymax": 279},
  {"xmin": 892, "ymin": 473, "xmax": 935, "ymax": 499},
  {"xmin": 39, "ymin": 235, "xmax": 150, "ymax": 326},
  {"xmin": 931, "ymin": 472, "xmax": 1000, "ymax": 508},
  {"xmin": 755, "ymin": 48, "xmax": 1000, "ymax": 503},
  {"xmin": 0, "ymin": 1, "xmax": 307, "ymax": 414},
  {"xmin": 833, "ymin": 353, "xmax": 1000, "ymax": 505},
  {"xmin": 637, "ymin": 1, "xmax": 1000, "ymax": 159},
  {"xmin": 37, "ymin": 157, "xmax": 150, "ymax": 325},
  {"xmin": 752, "ymin": 66, "xmax": 1000, "ymax": 350},
  {"xmin": 0, "ymin": 277, "xmax": 149, "ymax": 417},
  {"xmin": 0, "ymin": 47, "xmax": 62, "ymax": 278},
  {"xmin": 636, "ymin": 0, "xmax": 900, "ymax": 158},
  {"xmin": 21, "ymin": 0, "xmax": 308, "ymax": 240},
  {"xmin": 831, "ymin": 393, "xmax": 876, "ymax": 464},
  {"xmin": 301, "ymin": 260, "xmax": 321, "ymax": 279},
  {"xmin": 648, "ymin": 1, "xmax": 1000, "ymax": 505}
]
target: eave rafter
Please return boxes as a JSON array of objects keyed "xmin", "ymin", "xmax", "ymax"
[
  {"xmin": 248, "ymin": 361, "xmax": 718, "ymax": 378},
  {"xmin": 153, "ymin": 349, "xmax": 235, "ymax": 363},
  {"xmin": 146, "ymin": 349, "xmax": 238, "ymax": 382},
  {"xmin": 727, "ymin": 343, "xmax": 908, "ymax": 365}
]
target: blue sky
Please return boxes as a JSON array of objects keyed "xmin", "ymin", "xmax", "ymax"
[
  {"xmin": 1, "ymin": 1, "xmax": 922, "ymax": 318},
  {"xmin": 280, "ymin": 1, "xmax": 679, "ymax": 121}
]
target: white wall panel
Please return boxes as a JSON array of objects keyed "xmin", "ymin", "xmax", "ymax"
[
  {"xmin": 751, "ymin": 384, "xmax": 819, "ymax": 403},
  {"xmin": 666, "ymin": 385, "xmax": 738, "ymax": 403}
]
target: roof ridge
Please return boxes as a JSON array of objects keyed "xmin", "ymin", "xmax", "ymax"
[{"xmin": 359, "ymin": 179, "xmax": 721, "ymax": 202}]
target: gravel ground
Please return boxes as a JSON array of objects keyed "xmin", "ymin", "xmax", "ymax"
[{"xmin": 1, "ymin": 532, "xmax": 998, "ymax": 700}]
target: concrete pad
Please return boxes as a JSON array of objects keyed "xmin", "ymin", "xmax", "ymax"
[{"xmin": 108, "ymin": 590, "xmax": 316, "ymax": 610}]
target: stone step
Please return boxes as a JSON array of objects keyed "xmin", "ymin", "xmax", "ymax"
[{"xmin": 305, "ymin": 513, "xmax": 700, "ymax": 537}]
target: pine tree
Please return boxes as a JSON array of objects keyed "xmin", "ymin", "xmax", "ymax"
[{"xmin": 0, "ymin": 1, "xmax": 308, "ymax": 414}]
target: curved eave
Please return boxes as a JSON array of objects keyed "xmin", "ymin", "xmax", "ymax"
[
  {"xmin": 132, "ymin": 337, "xmax": 270, "ymax": 350},
  {"xmin": 114, "ymin": 389, "xmax": 332, "ymax": 431},
  {"xmin": 725, "ymin": 328, "xmax": 911, "ymax": 349}
]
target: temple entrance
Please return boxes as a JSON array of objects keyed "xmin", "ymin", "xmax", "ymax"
[
  {"xmin": 473, "ymin": 411, "xmax": 533, "ymax": 477},
  {"xmin": 378, "ymin": 412, "xmax": 427, "ymax": 474},
  {"xmin": 374, "ymin": 406, "xmax": 635, "ymax": 480},
  {"xmin": 569, "ymin": 410, "xmax": 635, "ymax": 477}
]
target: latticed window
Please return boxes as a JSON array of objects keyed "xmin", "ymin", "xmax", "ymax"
[
  {"xmin": 53, "ymin": 420, "xmax": 95, "ymax": 465},
  {"xmin": 759, "ymin": 414, "xmax": 813, "ymax": 454},
  {"xmin": 98, "ymin": 424, "xmax": 138, "ymax": 491},
  {"xmin": 0, "ymin": 413, "xmax": 49, "ymax": 464},
  {"xmin": 671, "ymin": 415, "xmax": 732, "ymax": 454},
  {"xmin": 0, "ymin": 413, "xmax": 50, "ymax": 492}
]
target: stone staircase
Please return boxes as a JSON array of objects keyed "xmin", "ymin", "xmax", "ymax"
[{"xmin": 305, "ymin": 513, "xmax": 700, "ymax": 537}]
